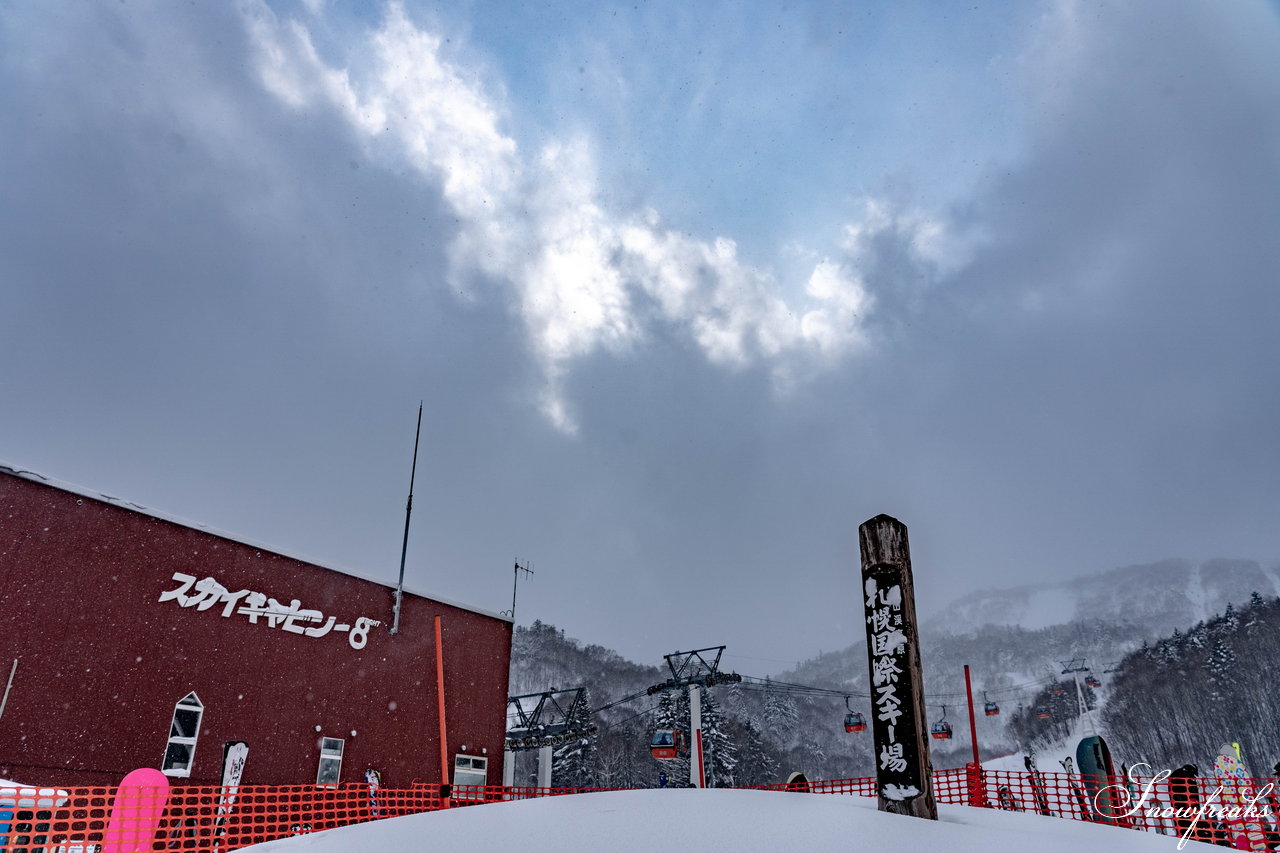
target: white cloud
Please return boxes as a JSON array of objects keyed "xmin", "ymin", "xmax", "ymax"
[{"xmin": 241, "ymin": 1, "xmax": 959, "ymax": 431}]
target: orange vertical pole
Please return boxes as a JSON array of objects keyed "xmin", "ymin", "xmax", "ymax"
[
  {"xmin": 435, "ymin": 615, "xmax": 450, "ymax": 796},
  {"xmin": 963, "ymin": 664, "xmax": 988, "ymax": 807},
  {"xmin": 964, "ymin": 665, "xmax": 980, "ymax": 765}
]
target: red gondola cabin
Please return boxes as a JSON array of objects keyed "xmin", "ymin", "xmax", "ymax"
[{"xmin": 650, "ymin": 729, "xmax": 686, "ymax": 760}]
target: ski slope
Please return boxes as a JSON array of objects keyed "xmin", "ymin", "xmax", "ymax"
[
  {"xmin": 985, "ymin": 715, "xmax": 1103, "ymax": 773},
  {"xmin": 244, "ymin": 787, "xmax": 1215, "ymax": 853}
]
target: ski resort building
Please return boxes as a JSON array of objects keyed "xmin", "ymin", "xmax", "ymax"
[{"xmin": 0, "ymin": 464, "xmax": 513, "ymax": 789}]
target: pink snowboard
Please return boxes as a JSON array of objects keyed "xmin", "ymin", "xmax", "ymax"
[{"xmin": 101, "ymin": 768, "xmax": 170, "ymax": 853}]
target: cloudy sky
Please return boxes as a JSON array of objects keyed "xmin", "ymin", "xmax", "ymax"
[{"xmin": 2, "ymin": 0, "xmax": 1278, "ymax": 672}]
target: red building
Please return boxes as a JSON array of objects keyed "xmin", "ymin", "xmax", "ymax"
[{"xmin": 0, "ymin": 464, "xmax": 512, "ymax": 790}]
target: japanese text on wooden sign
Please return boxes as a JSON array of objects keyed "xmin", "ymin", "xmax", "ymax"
[
  {"xmin": 158, "ymin": 572, "xmax": 380, "ymax": 650},
  {"xmin": 865, "ymin": 574, "xmax": 921, "ymax": 801}
]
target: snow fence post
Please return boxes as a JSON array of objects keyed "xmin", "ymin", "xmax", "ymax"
[{"xmin": 859, "ymin": 514, "xmax": 938, "ymax": 820}]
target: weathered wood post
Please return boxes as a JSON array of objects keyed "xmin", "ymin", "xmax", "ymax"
[{"xmin": 859, "ymin": 514, "xmax": 938, "ymax": 819}]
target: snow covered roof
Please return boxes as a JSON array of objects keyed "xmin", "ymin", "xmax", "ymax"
[{"xmin": 0, "ymin": 462, "xmax": 511, "ymax": 624}]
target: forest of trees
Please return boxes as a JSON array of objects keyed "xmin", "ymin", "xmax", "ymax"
[{"xmin": 1102, "ymin": 592, "xmax": 1280, "ymax": 776}]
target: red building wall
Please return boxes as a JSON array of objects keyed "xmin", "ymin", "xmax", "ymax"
[{"xmin": 0, "ymin": 468, "xmax": 512, "ymax": 789}]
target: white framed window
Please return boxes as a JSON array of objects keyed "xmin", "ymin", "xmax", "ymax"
[
  {"xmin": 452, "ymin": 754, "xmax": 488, "ymax": 799},
  {"xmin": 316, "ymin": 737, "xmax": 345, "ymax": 787},
  {"xmin": 161, "ymin": 692, "xmax": 204, "ymax": 777}
]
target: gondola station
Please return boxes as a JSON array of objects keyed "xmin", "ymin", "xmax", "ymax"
[{"xmin": 0, "ymin": 464, "xmax": 513, "ymax": 790}]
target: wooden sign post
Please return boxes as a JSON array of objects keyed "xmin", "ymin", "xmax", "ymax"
[{"xmin": 859, "ymin": 514, "xmax": 938, "ymax": 819}]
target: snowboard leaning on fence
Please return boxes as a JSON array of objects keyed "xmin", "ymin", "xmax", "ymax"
[
  {"xmin": 213, "ymin": 741, "xmax": 249, "ymax": 852},
  {"xmin": 101, "ymin": 768, "xmax": 170, "ymax": 853},
  {"xmin": 366, "ymin": 768, "xmax": 382, "ymax": 817},
  {"xmin": 1212, "ymin": 744, "xmax": 1269, "ymax": 851},
  {"xmin": 1075, "ymin": 735, "xmax": 1126, "ymax": 826}
]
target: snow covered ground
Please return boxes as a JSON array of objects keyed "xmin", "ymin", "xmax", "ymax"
[
  {"xmin": 985, "ymin": 714, "xmax": 1106, "ymax": 773},
  {"xmin": 244, "ymin": 787, "xmax": 1215, "ymax": 853}
]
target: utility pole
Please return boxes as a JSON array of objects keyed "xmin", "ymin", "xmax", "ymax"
[{"xmin": 391, "ymin": 404, "xmax": 423, "ymax": 636}]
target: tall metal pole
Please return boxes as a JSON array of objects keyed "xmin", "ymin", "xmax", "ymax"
[
  {"xmin": 963, "ymin": 664, "xmax": 987, "ymax": 808},
  {"xmin": 1061, "ymin": 659, "xmax": 1096, "ymax": 735},
  {"xmin": 689, "ymin": 683, "xmax": 705, "ymax": 788},
  {"xmin": 964, "ymin": 665, "xmax": 980, "ymax": 766},
  {"xmin": 1073, "ymin": 672, "xmax": 1096, "ymax": 735},
  {"xmin": 391, "ymin": 403, "xmax": 423, "ymax": 636}
]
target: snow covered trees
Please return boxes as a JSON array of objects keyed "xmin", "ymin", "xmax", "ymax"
[
  {"xmin": 762, "ymin": 679, "xmax": 799, "ymax": 737},
  {"xmin": 650, "ymin": 688, "xmax": 691, "ymax": 786},
  {"xmin": 699, "ymin": 687, "xmax": 738, "ymax": 787},
  {"xmin": 1102, "ymin": 594, "xmax": 1279, "ymax": 775},
  {"xmin": 646, "ymin": 685, "xmax": 741, "ymax": 787},
  {"xmin": 552, "ymin": 687, "xmax": 598, "ymax": 788}
]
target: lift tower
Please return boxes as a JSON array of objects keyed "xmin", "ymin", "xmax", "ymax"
[{"xmin": 647, "ymin": 646, "xmax": 741, "ymax": 788}]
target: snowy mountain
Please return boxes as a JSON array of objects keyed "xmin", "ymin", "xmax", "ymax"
[
  {"xmin": 510, "ymin": 558, "xmax": 1277, "ymax": 786},
  {"xmin": 926, "ymin": 558, "xmax": 1280, "ymax": 637}
]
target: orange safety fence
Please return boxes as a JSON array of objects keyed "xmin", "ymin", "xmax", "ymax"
[
  {"xmin": 3, "ymin": 770, "xmax": 1277, "ymax": 851},
  {"xmin": 936, "ymin": 765, "xmax": 1280, "ymax": 845}
]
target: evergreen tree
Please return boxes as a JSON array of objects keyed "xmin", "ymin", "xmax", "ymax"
[
  {"xmin": 651, "ymin": 688, "xmax": 691, "ymax": 786},
  {"xmin": 551, "ymin": 687, "xmax": 597, "ymax": 787},
  {"xmin": 1206, "ymin": 638, "xmax": 1236, "ymax": 709},
  {"xmin": 762, "ymin": 680, "xmax": 799, "ymax": 742},
  {"xmin": 1246, "ymin": 592, "xmax": 1266, "ymax": 630},
  {"xmin": 729, "ymin": 718, "xmax": 779, "ymax": 785},
  {"xmin": 699, "ymin": 686, "xmax": 738, "ymax": 787},
  {"xmin": 1222, "ymin": 602, "xmax": 1240, "ymax": 634}
]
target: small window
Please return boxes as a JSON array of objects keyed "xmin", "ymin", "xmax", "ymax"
[
  {"xmin": 316, "ymin": 737, "xmax": 345, "ymax": 787},
  {"xmin": 162, "ymin": 692, "xmax": 204, "ymax": 777},
  {"xmin": 452, "ymin": 754, "xmax": 488, "ymax": 798}
]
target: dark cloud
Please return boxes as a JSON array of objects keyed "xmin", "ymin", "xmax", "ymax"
[{"xmin": 0, "ymin": 1, "xmax": 1277, "ymax": 670}]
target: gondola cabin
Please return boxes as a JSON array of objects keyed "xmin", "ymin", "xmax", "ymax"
[
  {"xmin": 844, "ymin": 712, "xmax": 866, "ymax": 733},
  {"xmin": 929, "ymin": 721, "xmax": 953, "ymax": 740},
  {"xmin": 984, "ymin": 701, "xmax": 1000, "ymax": 717},
  {"xmin": 1035, "ymin": 706, "xmax": 1051, "ymax": 719},
  {"xmin": 650, "ymin": 729, "xmax": 686, "ymax": 760}
]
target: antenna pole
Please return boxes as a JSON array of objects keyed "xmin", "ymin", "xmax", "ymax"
[
  {"xmin": 391, "ymin": 403, "xmax": 423, "ymax": 635},
  {"xmin": 504, "ymin": 561, "xmax": 533, "ymax": 620}
]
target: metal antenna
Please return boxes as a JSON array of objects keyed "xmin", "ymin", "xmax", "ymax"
[
  {"xmin": 503, "ymin": 560, "xmax": 533, "ymax": 620},
  {"xmin": 390, "ymin": 403, "xmax": 423, "ymax": 636}
]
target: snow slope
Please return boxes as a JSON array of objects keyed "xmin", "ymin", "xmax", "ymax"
[
  {"xmin": 985, "ymin": 715, "xmax": 1102, "ymax": 773},
  {"xmin": 245, "ymin": 788, "xmax": 1214, "ymax": 853}
]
